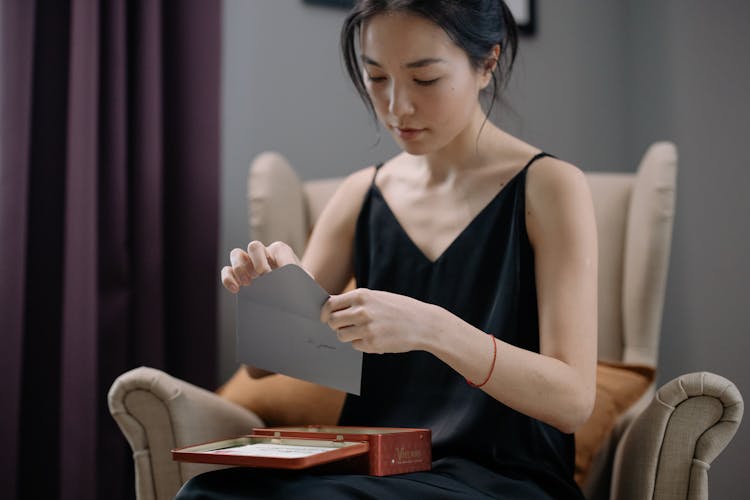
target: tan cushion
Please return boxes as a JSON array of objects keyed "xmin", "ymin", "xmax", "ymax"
[
  {"xmin": 217, "ymin": 369, "xmax": 345, "ymax": 427},
  {"xmin": 574, "ymin": 361, "xmax": 655, "ymax": 487}
]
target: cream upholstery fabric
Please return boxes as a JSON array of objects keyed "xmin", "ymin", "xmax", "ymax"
[
  {"xmin": 247, "ymin": 151, "xmax": 307, "ymax": 256},
  {"xmin": 611, "ymin": 372, "xmax": 743, "ymax": 500},
  {"xmin": 108, "ymin": 367, "xmax": 263, "ymax": 500},
  {"xmin": 586, "ymin": 174, "xmax": 632, "ymax": 363},
  {"xmin": 622, "ymin": 143, "xmax": 678, "ymax": 366}
]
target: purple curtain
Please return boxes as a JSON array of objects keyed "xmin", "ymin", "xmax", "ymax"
[{"xmin": 0, "ymin": 1, "xmax": 222, "ymax": 499}]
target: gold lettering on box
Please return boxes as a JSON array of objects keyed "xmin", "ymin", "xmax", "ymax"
[{"xmin": 395, "ymin": 447, "xmax": 423, "ymax": 464}]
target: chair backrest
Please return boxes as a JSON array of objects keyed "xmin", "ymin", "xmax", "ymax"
[{"xmin": 248, "ymin": 143, "xmax": 677, "ymax": 367}]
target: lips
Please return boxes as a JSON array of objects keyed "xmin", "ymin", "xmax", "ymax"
[{"xmin": 394, "ymin": 127, "xmax": 425, "ymax": 140}]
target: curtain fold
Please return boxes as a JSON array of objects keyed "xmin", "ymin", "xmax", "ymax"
[
  {"xmin": 0, "ymin": 2, "xmax": 36, "ymax": 499},
  {"xmin": 60, "ymin": 1, "xmax": 100, "ymax": 497},
  {"xmin": 0, "ymin": 1, "xmax": 221, "ymax": 499}
]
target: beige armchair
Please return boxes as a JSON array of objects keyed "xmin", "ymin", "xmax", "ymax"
[{"xmin": 108, "ymin": 142, "xmax": 743, "ymax": 499}]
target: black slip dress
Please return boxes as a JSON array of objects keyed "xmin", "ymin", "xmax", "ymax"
[{"xmin": 176, "ymin": 152, "xmax": 584, "ymax": 499}]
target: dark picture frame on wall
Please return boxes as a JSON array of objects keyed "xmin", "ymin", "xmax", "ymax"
[
  {"xmin": 505, "ymin": 0, "xmax": 536, "ymax": 35},
  {"xmin": 302, "ymin": 0, "xmax": 536, "ymax": 36}
]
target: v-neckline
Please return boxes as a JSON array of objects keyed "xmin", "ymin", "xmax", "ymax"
[{"xmin": 371, "ymin": 163, "xmax": 529, "ymax": 265}]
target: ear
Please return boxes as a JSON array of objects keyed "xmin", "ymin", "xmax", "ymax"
[{"xmin": 479, "ymin": 44, "xmax": 501, "ymax": 89}]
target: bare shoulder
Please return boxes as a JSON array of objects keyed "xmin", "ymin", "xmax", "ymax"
[
  {"xmin": 524, "ymin": 155, "xmax": 595, "ymax": 247},
  {"xmin": 525, "ymin": 156, "xmax": 591, "ymax": 213},
  {"xmin": 303, "ymin": 164, "xmax": 379, "ymax": 290},
  {"xmin": 341, "ymin": 164, "xmax": 378, "ymax": 194},
  {"xmin": 526, "ymin": 156, "xmax": 588, "ymax": 196},
  {"xmin": 314, "ymin": 165, "xmax": 377, "ymax": 235},
  {"xmin": 328, "ymin": 165, "xmax": 376, "ymax": 215}
]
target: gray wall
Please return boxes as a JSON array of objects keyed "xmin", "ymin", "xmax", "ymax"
[
  {"xmin": 624, "ymin": 2, "xmax": 750, "ymax": 498},
  {"xmin": 220, "ymin": 1, "xmax": 748, "ymax": 497}
]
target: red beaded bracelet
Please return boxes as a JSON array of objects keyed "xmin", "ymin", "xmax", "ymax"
[{"xmin": 466, "ymin": 334, "xmax": 497, "ymax": 388}]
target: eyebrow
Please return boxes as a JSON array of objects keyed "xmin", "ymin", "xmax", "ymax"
[{"xmin": 361, "ymin": 55, "xmax": 447, "ymax": 69}]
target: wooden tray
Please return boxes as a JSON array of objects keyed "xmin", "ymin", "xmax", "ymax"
[
  {"xmin": 253, "ymin": 425, "xmax": 431, "ymax": 476},
  {"xmin": 172, "ymin": 434, "xmax": 369, "ymax": 470}
]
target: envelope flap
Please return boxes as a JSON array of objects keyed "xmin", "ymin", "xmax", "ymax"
[{"xmin": 238, "ymin": 264, "xmax": 329, "ymax": 320}]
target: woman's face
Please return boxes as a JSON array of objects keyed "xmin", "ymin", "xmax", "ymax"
[{"xmin": 360, "ymin": 11, "xmax": 491, "ymax": 156}]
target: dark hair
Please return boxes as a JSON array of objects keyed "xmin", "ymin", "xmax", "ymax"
[{"xmin": 340, "ymin": 0, "xmax": 519, "ymax": 120}]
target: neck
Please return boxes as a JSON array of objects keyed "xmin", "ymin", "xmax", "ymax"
[{"xmin": 414, "ymin": 107, "xmax": 504, "ymax": 184}]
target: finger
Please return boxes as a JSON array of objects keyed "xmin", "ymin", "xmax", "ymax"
[
  {"xmin": 321, "ymin": 288, "xmax": 370, "ymax": 322},
  {"xmin": 335, "ymin": 325, "xmax": 365, "ymax": 344},
  {"xmin": 246, "ymin": 241, "xmax": 272, "ymax": 276},
  {"xmin": 320, "ymin": 299, "xmax": 332, "ymax": 323},
  {"xmin": 229, "ymin": 248, "xmax": 254, "ymax": 285},
  {"xmin": 266, "ymin": 241, "xmax": 300, "ymax": 269},
  {"xmin": 351, "ymin": 339, "xmax": 374, "ymax": 354},
  {"xmin": 327, "ymin": 288, "xmax": 366, "ymax": 312},
  {"xmin": 328, "ymin": 309, "xmax": 355, "ymax": 331},
  {"xmin": 221, "ymin": 266, "xmax": 240, "ymax": 293},
  {"xmin": 328, "ymin": 306, "xmax": 369, "ymax": 331},
  {"xmin": 321, "ymin": 295, "xmax": 344, "ymax": 323},
  {"xmin": 321, "ymin": 295, "xmax": 352, "ymax": 324},
  {"xmin": 339, "ymin": 328, "xmax": 382, "ymax": 354}
]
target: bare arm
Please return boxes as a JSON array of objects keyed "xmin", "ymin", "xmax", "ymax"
[
  {"xmin": 425, "ymin": 159, "xmax": 598, "ymax": 432},
  {"xmin": 300, "ymin": 166, "xmax": 376, "ymax": 294}
]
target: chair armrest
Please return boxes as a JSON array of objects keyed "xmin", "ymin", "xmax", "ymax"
[
  {"xmin": 611, "ymin": 372, "xmax": 743, "ymax": 500},
  {"xmin": 108, "ymin": 367, "xmax": 264, "ymax": 500}
]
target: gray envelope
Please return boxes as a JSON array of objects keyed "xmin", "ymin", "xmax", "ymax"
[{"xmin": 236, "ymin": 264, "xmax": 363, "ymax": 395}]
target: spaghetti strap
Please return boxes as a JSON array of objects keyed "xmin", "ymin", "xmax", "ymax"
[
  {"xmin": 522, "ymin": 151, "xmax": 554, "ymax": 171},
  {"xmin": 371, "ymin": 162, "xmax": 384, "ymax": 185}
]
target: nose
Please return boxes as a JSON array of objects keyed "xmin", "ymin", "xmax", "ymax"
[{"xmin": 388, "ymin": 81, "xmax": 415, "ymax": 121}]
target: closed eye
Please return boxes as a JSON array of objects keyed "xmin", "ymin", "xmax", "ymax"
[
  {"xmin": 415, "ymin": 78, "xmax": 440, "ymax": 86},
  {"xmin": 367, "ymin": 75, "xmax": 387, "ymax": 83}
]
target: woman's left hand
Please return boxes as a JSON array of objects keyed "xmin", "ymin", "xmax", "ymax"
[{"xmin": 320, "ymin": 288, "xmax": 439, "ymax": 354}]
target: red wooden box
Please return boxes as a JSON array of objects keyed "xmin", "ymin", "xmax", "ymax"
[
  {"xmin": 253, "ymin": 426, "xmax": 431, "ymax": 476},
  {"xmin": 172, "ymin": 426, "xmax": 431, "ymax": 477}
]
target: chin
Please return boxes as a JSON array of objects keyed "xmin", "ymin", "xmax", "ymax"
[
  {"xmin": 399, "ymin": 143, "xmax": 430, "ymax": 155},
  {"xmin": 392, "ymin": 136, "xmax": 434, "ymax": 156},
  {"xmin": 392, "ymin": 131, "xmax": 455, "ymax": 157}
]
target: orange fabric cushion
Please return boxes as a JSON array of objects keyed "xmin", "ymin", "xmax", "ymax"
[
  {"xmin": 574, "ymin": 361, "xmax": 655, "ymax": 486},
  {"xmin": 217, "ymin": 369, "xmax": 345, "ymax": 427}
]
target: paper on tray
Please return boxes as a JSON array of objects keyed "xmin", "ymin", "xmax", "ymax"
[
  {"xmin": 236, "ymin": 264, "xmax": 363, "ymax": 395},
  {"xmin": 207, "ymin": 443, "xmax": 335, "ymax": 458}
]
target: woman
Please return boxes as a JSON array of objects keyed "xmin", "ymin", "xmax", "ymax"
[{"xmin": 179, "ymin": 1, "xmax": 597, "ymax": 498}]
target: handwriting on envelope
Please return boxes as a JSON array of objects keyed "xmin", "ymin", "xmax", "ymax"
[{"xmin": 236, "ymin": 264, "xmax": 363, "ymax": 395}]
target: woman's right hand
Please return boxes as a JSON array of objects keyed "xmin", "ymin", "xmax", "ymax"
[{"xmin": 221, "ymin": 240, "xmax": 302, "ymax": 293}]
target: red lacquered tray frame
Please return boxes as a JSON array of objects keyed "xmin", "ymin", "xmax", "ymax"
[
  {"xmin": 172, "ymin": 434, "xmax": 369, "ymax": 470},
  {"xmin": 253, "ymin": 425, "xmax": 432, "ymax": 476}
]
